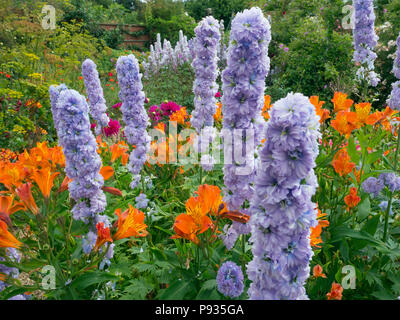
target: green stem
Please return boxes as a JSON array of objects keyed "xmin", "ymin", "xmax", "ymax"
[{"xmin": 383, "ymin": 125, "xmax": 400, "ymax": 242}]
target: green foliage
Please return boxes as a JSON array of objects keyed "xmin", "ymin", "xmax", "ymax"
[
  {"xmin": 143, "ymin": 63, "xmax": 195, "ymax": 109},
  {"xmin": 185, "ymin": 0, "xmax": 251, "ymax": 27}
]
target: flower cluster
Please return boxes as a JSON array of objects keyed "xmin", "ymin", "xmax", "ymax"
[
  {"xmin": 116, "ymin": 54, "xmax": 151, "ymax": 190},
  {"xmin": 0, "ymin": 248, "xmax": 28, "ymax": 300},
  {"xmin": 216, "ymin": 261, "xmax": 244, "ymax": 298},
  {"xmin": 53, "ymin": 89, "xmax": 107, "ymax": 223},
  {"xmin": 82, "ymin": 59, "xmax": 110, "ymax": 133},
  {"xmin": 353, "ymin": 0, "xmax": 380, "ymax": 86},
  {"xmin": 363, "ymin": 173, "xmax": 400, "ymax": 197},
  {"xmin": 387, "ymin": 33, "xmax": 400, "ymax": 111},
  {"xmin": 143, "ymin": 32, "xmax": 193, "ymax": 79},
  {"xmin": 191, "ymin": 16, "xmax": 220, "ymax": 133},
  {"xmin": 247, "ymin": 93, "xmax": 321, "ymax": 300},
  {"xmin": 221, "ymin": 7, "xmax": 271, "ymax": 249}
]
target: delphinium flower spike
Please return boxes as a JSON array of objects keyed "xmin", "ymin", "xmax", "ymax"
[
  {"xmin": 221, "ymin": 7, "xmax": 271, "ymax": 249},
  {"xmin": 247, "ymin": 93, "xmax": 321, "ymax": 300},
  {"xmin": 191, "ymin": 16, "xmax": 220, "ymax": 132},
  {"xmin": 82, "ymin": 59, "xmax": 110, "ymax": 134},
  {"xmin": 387, "ymin": 32, "xmax": 400, "ymax": 111},
  {"xmin": 353, "ymin": 0, "xmax": 380, "ymax": 87},
  {"xmin": 53, "ymin": 89, "xmax": 107, "ymax": 223},
  {"xmin": 116, "ymin": 54, "xmax": 151, "ymax": 190}
]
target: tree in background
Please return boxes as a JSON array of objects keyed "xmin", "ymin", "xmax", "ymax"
[{"xmin": 185, "ymin": 0, "xmax": 251, "ymax": 28}]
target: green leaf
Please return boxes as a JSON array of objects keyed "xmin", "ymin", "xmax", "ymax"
[
  {"xmin": 121, "ymin": 279, "xmax": 153, "ymax": 300},
  {"xmin": 357, "ymin": 197, "xmax": 371, "ymax": 220},
  {"xmin": 362, "ymin": 214, "xmax": 380, "ymax": 236},
  {"xmin": 70, "ymin": 271, "xmax": 119, "ymax": 291},
  {"xmin": 347, "ymin": 136, "xmax": 361, "ymax": 164},
  {"xmin": 157, "ymin": 279, "xmax": 195, "ymax": 300}
]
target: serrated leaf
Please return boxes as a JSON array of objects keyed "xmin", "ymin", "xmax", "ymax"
[{"xmin": 70, "ymin": 271, "xmax": 119, "ymax": 290}]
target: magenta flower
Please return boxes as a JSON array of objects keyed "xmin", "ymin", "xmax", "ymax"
[
  {"xmin": 160, "ymin": 101, "xmax": 181, "ymax": 116},
  {"xmin": 149, "ymin": 105, "xmax": 162, "ymax": 123},
  {"xmin": 112, "ymin": 102, "xmax": 122, "ymax": 109},
  {"xmin": 215, "ymin": 92, "xmax": 221, "ymax": 98},
  {"xmin": 102, "ymin": 119, "xmax": 121, "ymax": 137}
]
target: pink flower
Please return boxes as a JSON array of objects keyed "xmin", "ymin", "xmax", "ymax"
[
  {"xmin": 112, "ymin": 102, "xmax": 122, "ymax": 109},
  {"xmin": 149, "ymin": 105, "xmax": 162, "ymax": 123},
  {"xmin": 215, "ymin": 92, "xmax": 221, "ymax": 98},
  {"xmin": 91, "ymin": 123, "xmax": 97, "ymax": 129},
  {"xmin": 160, "ymin": 101, "xmax": 181, "ymax": 117},
  {"xmin": 102, "ymin": 119, "xmax": 121, "ymax": 137}
]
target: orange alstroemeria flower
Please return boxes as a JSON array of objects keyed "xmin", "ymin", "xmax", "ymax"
[
  {"xmin": 57, "ymin": 176, "xmax": 73, "ymax": 193},
  {"xmin": 94, "ymin": 222, "xmax": 113, "ymax": 251},
  {"xmin": 196, "ymin": 184, "xmax": 227, "ymax": 216},
  {"xmin": 310, "ymin": 208, "xmax": 329, "ymax": 248},
  {"xmin": 100, "ymin": 166, "xmax": 114, "ymax": 181},
  {"xmin": 313, "ymin": 264, "xmax": 327, "ymax": 278},
  {"xmin": 332, "ymin": 148, "xmax": 356, "ymax": 177},
  {"xmin": 355, "ymin": 102, "xmax": 371, "ymax": 125},
  {"xmin": 113, "ymin": 205, "xmax": 148, "ymax": 241},
  {"xmin": 214, "ymin": 102, "xmax": 223, "ymax": 123},
  {"xmin": 310, "ymin": 96, "xmax": 331, "ymax": 123},
  {"xmin": 0, "ymin": 195, "xmax": 25, "ymax": 225},
  {"xmin": 326, "ymin": 282, "xmax": 343, "ymax": 300},
  {"xmin": 169, "ymin": 107, "xmax": 188, "ymax": 125},
  {"xmin": 331, "ymin": 111, "xmax": 360, "ymax": 138},
  {"xmin": 110, "ymin": 142, "xmax": 129, "ymax": 165},
  {"xmin": 171, "ymin": 213, "xmax": 204, "ymax": 244},
  {"xmin": 0, "ymin": 273, "xmax": 5, "ymax": 281},
  {"xmin": 262, "ymin": 95, "xmax": 272, "ymax": 120},
  {"xmin": 15, "ymin": 183, "xmax": 39, "ymax": 215},
  {"xmin": 331, "ymin": 92, "xmax": 353, "ymax": 113},
  {"xmin": 0, "ymin": 220, "xmax": 22, "ymax": 248},
  {"xmin": 31, "ymin": 167, "xmax": 60, "ymax": 199},
  {"xmin": 344, "ymin": 187, "xmax": 361, "ymax": 210}
]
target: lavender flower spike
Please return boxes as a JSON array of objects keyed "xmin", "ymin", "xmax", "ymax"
[
  {"xmin": 191, "ymin": 16, "xmax": 220, "ymax": 132},
  {"xmin": 49, "ymin": 83, "xmax": 68, "ymax": 134},
  {"xmin": 387, "ymin": 33, "xmax": 400, "ymax": 111},
  {"xmin": 82, "ymin": 59, "xmax": 110, "ymax": 134},
  {"xmin": 54, "ymin": 89, "xmax": 106, "ymax": 223},
  {"xmin": 116, "ymin": 55, "xmax": 151, "ymax": 190},
  {"xmin": 353, "ymin": 0, "xmax": 380, "ymax": 87},
  {"xmin": 247, "ymin": 93, "xmax": 321, "ymax": 300},
  {"xmin": 221, "ymin": 7, "xmax": 271, "ymax": 249}
]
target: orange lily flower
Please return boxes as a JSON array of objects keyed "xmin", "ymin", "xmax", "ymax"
[
  {"xmin": 0, "ymin": 220, "xmax": 22, "ymax": 248},
  {"xmin": 57, "ymin": 176, "xmax": 73, "ymax": 193},
  {"xmin": 100, "ymin": 166, "xmax": 114, "ymax": 181},
  {"xmin": 15, "ymin": 183, "xmax": 39, "ymax": 215},
  {"xmin": 195, "ymin": 184, "xmax": 227, "ymax": 216},
  {"xmin": 262, "ymin": 95, "xmax": 272, "ymax": 120},
  {"xmin": 169, "ymin": 107, "xmax": 188, "ymax": 125},
  {"xmin": 94, "ymin": 222, "xmax": 113, "ymax": 251},
  {"xmin": 331, "ymin": 92, "xmax": 353, "ymax": 113},
  {"xmin": 0, "ymin": 195, "xmax": 25, "ymax": 225},
  {"xmin": 344, "ymin": 187, "xmax": 361, "ymax": 210},
  {"xmin": 331, "ymin": 111, "xmax": 359, "ymax": 138},
  {"xmin": 313, "ymin": 264, "xmax": 327, "ymax": 278},
  {"xmin": 110, "ymin": 142, "xmax": 129, "ymax": 165},
  {"xmin": 31, "ymin": 167, "xmax": 60, "ymax": 199},
  {"xmin": 355, "ymin": 102, "xmax": 371, "ymax": 125},
  {"xmin": 310, "ymin": 96, "xmax": 331, "ymax": 123},
  {"xmin": 310, "ymin": 208, "xmax": 329, "ymax": 248},
  {"xmin": 332, "ymin": 148, "xmax": 356, "ymax": 177},
  {"xmin": 113, "ymin": 205, "xmax": 148, "ymax": 241},
  {"xmin": 0, "ymin": 273, "xmax": 5, "ymax": 281},
  {"xmin": 214, "ymin": 102, "xmax": 223, "ymax": 123},
  {"xmin": 326, "ymin": 282, "xmax": 343, "ymax": 300}
]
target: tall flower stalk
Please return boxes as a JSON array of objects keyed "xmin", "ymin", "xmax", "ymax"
[
  {"xmin": 247, "ymin": 93, "xmax": 321, "ymax": 300},
  {"xmin": 221, "ymin": 7, "xmax": 271, "ymax": 249},
  {"xmin": 116, "ymin": 55, "xmax": 150, "ymax": 190},
  {"xmin": 53, "ymin": 89, "xmax": 107, "ymax": 223},
  {"xmin": 353, "ymin": 0, "xmax": 380, "ymax": 87},
  {"xmin": 191, "ymin": 16, "xmax": 220, "ymax": 132},
  {"xmin": 82, "ymin": 59, "xmax": 110, "ymax": 134}
]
